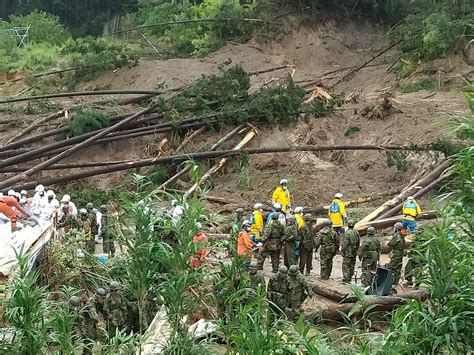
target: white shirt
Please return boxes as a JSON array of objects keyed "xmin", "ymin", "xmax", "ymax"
[{"xmin": 171, "ymin": 205, "xmax": 185, "ymax": 225}]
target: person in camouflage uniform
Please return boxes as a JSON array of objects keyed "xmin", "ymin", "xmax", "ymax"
[
  {"xmin": 59, "ymin": 204, "xmax": 80, "ymax": 232},
  {"xmin": 100, "ymin": 205, "xmax": 116, "ymax": 256},
  {"xmin": 286, "ymin": 265, "xmax": 314, "ymax": 320},
  {"xmin": 283, "ymin": 215, "xmax": 299, "ymax": 268},
  {"xmin": 387, "ymin": 222, "xmax": 406, "ymax": 284},
  {"xmin": 69, "ymin": 295, "xmax": 98, "ymax": 355},
  {"xmin": 314, "ymin": 220, "xmax": 339, "ymax": 280},
  {"xmin": 267, "ymin": 265, "xmax": 289, "ymax": 315},
  {"xmin": 298, "ymin": 213, "xmax": 315, "ymax": 276},
  {"xmin": 404, "ymin": 229, "xmax": 422, "ymax": 288},
  {"xmin": 79, "ymin": 209, "xmax": 94, "ymax": 254},
  {"xmin": 258, "ymin": 213, "xmax": 284, "ymax": 272},
  {"xmin": 104, "ymin": 281, "xmax": 127, "ymax": 338},
  {"xmin": 358, "ymin": 227, "xmax": 381, "ymax": 287},
  {"xmin": 86, "ymin": 203, "xmax": 98, "ymax": 236},
  {"xmin": 248, "ymin": 260, "xmax": 266, "ymax": 290},
  {"xmin": 341, "ymin": 219, "xmax": 360, "ymax": 283}
]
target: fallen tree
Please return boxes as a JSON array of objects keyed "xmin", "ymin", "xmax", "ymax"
[
  {"xmin": 6, "ymin": 144, "xmax": 439, "ymax": 191},
  {"xmin": 311, "ymin": 289, "xmax": 429, "ymax": 324},
  {"xmin": 355, "ymin": 211, "xmax": 437, "ymax": 232}
]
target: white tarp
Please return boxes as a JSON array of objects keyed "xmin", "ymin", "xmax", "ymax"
[{"xmin": 0, "ymin": 216, "xmax": 52, "ymax": 276}]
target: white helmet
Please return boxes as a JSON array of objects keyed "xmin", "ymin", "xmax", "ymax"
[
  {"xmin": 61, "ymin": 194, "xmax": 71, "ymax": 203},
  {"xmin": 7, "ymin": 189, "xmax": 15, "ymax": 196},
  {"xmin": 15, "ymin": 192, "xmax": 21, "ymax": 200},
  {"xmin": 79, "ymin": 208, "xmax": 87, "ymax": 214},
  {"xmin": 35, "ymin": 184, "xmax": 45, "ymax": 193},
  {"xmin": 20, "ymin": 190, "xmax": 27, "ymax": 196},
  {"xmin": 273, "ymin": 203, "xmax": 282, "ymax": 210},
  {"xmin": 47, "ymin": 190, "xmax": 55, "ymax": 198},
  {"xmin": 407, "ymin": 196, "xmax": 414, "ymax": 201},
  {"xmin": 280, "ymin": 179, "xmax": 288, "ymax": 185},
  {"xmin": 242, "ymin": 220, "xmax": 251, "ymax": 227},
  {"xmin": 171, "ymin": 199, "xmax": 177, "ymax": 207},
  {"xmin": 20, "ymin": 197, "xmax": 27, "ymax": 205},
  {"xmin": 335, "ymin": 193, "xmax": 343, "ymax": 199},
  {"xmin": 294, "ymin": 206, "xmax": 303, "ymax": 213},
  {"xmin": 254, "ymin": 203, "xmax": 263, "ymax": 210}
]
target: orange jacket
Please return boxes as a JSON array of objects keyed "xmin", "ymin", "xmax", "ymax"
[
  {"xmin": 0, "ymin": 196, "xmax": 26, "ymax": 217},
  {"xmin": 237, "ymin": 230, "xmax": 254, "ymax": 258},
  {"xmin": 193, "ymin": 232, "xmax": 209, "ymax": 259}
]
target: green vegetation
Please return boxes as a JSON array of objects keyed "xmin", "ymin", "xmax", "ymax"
[
  {"xmin": 68, "ymin": 110, "xmax": 109, "ymax": 137},
  {"xmin": 401, "ymin": 77, "xmax": 436, "ymax": 93},
  {"xmin": 344, "ymin": 125, "xmax": 361, "ymax": 137}
]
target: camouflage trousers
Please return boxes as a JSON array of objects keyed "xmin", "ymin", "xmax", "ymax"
[
  {"xmin": 257, "ymin": 249, "xmax": 280, "ymax": 273},
  {"xmin": 319, "ymin": 253, "xmax": 334, "ymax": 279},
  {"xmin": 283, "ymin": 243, "xmax": 299, "ymax": 268},
  {"xmin": 84, "ymin": 238, "xmax": 95, "ymax": 254},
  {"xmin": 404, "ymin": 257, "xmax": 420, "ymax": 285},
  {"xmin": 342, "ymin": 255, "xmax": 357, "ymax": 283},
  {"xmin": 287, "ymin": 294, "xmax": 307, "ymax": 320},
  {"xmin": 103, "ymin": 233, "xmax": 116, "ymax": 256},
  {"xmin": 298, "ymin": 248, "xmax": 313, "ymax": 275},
  {"xmin": 269, "ymin": 292, "xmax": 287, "ymax": 315},
  {"xmin": 388, "ymin": 256, "xmax": 403, "ymax": 284},
  {"xmin": 361, "ymin": 259, "xmax": 377, "ymax": 287}
]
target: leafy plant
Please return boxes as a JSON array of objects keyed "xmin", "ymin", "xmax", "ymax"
[
  {"xmin": 345, "ymin": 125, "xmax": 361, "ymax": 137},
  {"xmin": 401, "ymin": 78, "xmax": 436, "ymax": 93},
  {"xmin": 68, "ymin": 110, "xmax": 109, "ymax": 137}
]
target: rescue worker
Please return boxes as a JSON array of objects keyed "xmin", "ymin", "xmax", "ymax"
[
  {"xmin": 171, "ymin": 199, "xmax": 186, "ymax": 226},
  {"xmin": 79, "ymin": 208, "xmax": 94, "ymax": 253},
  {"xmin": 387, "ymin": 222, "xmax": 406, "ymax": 285},
  {"xmin": 272, "ymin": 179, "xmax": 291, "ymax": 213},
  {"xmin": 282, "ymin": 215, "xmax": 299, "ymax": 267},
  {"xmin": 358, "ymin": 227, "xmax": 381, "ymax": 288},
  {"xmin": 328, "ymin": 192, "xmax": 347, "ymax": 236},
  {"xmin": 105, "ymin": 281, "xmax": 127, "ymax": 338},
  {"xmin": 20, "ymin": 190, "xmax": 27, "ymax": 200},
  {"xmin": 294, "ymin": 207, "xmax": 304, "ymax": 229},
  {"xmin": 237, "ymin": 220, "xmax": 257, "ymax": 261},
  {"xmin": 100, "ymin": 205, "xmax": 115, "ymax": 257},
  {"xmin": 59, "ymin": 204, "xmax": 80, "ymax": 232},
  {"xmin": 94, "ymin": 288, "xmax": 108, "ymax": 323},
  {"xmin": 287, "ymin": 265, "xmax": 313, "ymax": 320},
  {"xmin": 267, "ymin": 265, "xmax": 289, "ymax": 314},
  {"xmin": 401, "ymin": 196, "xmax": 422, "ymax": 237},
  {"xmin": 315, "ymin": 220, "xmax": 339, "ymax": 280},
  {"xmin": 298, "ymin": 213, "xmax": 315, "ymax": 276},
  {"xmin": 0, "ymin": 195, "xmax": 30, "ymax": 232},
  {"xmin": 250, "ymin": 203, "xmax": 264, "ymax": 243},
  {"xmin": 248, "ymin": 260, "xmax": 266, "ymax": 290},
  {"xmin": 60, "ymin": 194, "xmax": 78, "ymax": 216},
  {"xmin": 404, "ymin": 231, "xmax": 422, "ymax": 288},
  {"xmin": 235, "ymin": 208, "xmax": 245, "ymax": 223},
  {"xmin": 265, "ymin": 203, "xmax": 286, "ymax": 226},
  {"xmin": 79, "ymin": 295, "xmax": 99, "ymax": 354},
  {"xmin": 258, "ymin": 213, "xmax": 284, "ymax": 272},
  {"xmin": 86, "ymin": 203, "xmax": 98, "ymax": 236},
  {"xmin": 31, "ymin": 184, "xmax": 46, "ymax": 216},
  {"xmin": 45, "ymin": 190, "xmax": 60, "ymax": 217},
  {"xmin": 341, "ymin": 219, "xmax": 360, "ymax": 283},
  {"xmin": 19, "ymin": 197, "xmax": 30, "ymax": 214},
  {"xmin": 190, "ymin": 222, "xmax": 208, "ymax": 269}
]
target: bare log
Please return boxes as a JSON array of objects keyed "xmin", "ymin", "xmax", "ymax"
[
  {"xmin": 313, "ymin": 289, "xmax": 429, "ymax": 323},
  {"xmin": 0, "ymin": 90, "xmax": 165, "ymax": 105},
  {"xmin": 183, "ymin": 128, "xmax": 255, "ymax": 199},
  {"xmin": 157, "ymin": 124, "xmax": 248, "ymax": 190},
  {"xmin": 8, "ymin": 144, "xmax": 439, "ymax": 191},
  {"xmin": 0, "ymin": 103, "xmax": 157, "ymax": 190},
  {"xmin": 356, "ymin": 211, "xmax": 437, "ymax": 232},
  {"xmin": 355, "ymin": 160, "xmax": 450, "ymax": 229},
  {"xmin": 310, "ymin": 281, "xmax": 350, "ymax": 303},
  {"xmin": 5, "ymin": 110, "xmax": 66, "ymax": 144}
]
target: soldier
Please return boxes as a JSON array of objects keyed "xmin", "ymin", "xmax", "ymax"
[
  {"xmin": 86, "ymin": 202, "xmax": 98, "ymax": 236},
  {"xmin": 358, "ymin": 227, "xmax": 381, "ymax": 287},
  {"xmin": 94, "ymin": 288, "xmax": 108, "ymax": 321},
  {"xmin": 80, "ymin": 296, "xmax": 99, "ymax": 354},
  {"xmin": 79, "ymin": 209, "xmax": 94, "ymax": 254},
  {"xmin": 101, "ymin": 205, "xmax": 115, "ymax": 257},
  {"xmin": 248, "ymin": 260, "xmax": 266, "ymax": 291},
  {"xmin": 387, "ymin": 222, "xmax": 406, "ymax": 285},
  {"xmin": 258, "ymin": 213, "xmax": 284, "ymax": 272},
  {"xmin": 314, "ymin": 220, "xmax": 339, "ymax": 280},
  {"xmin": 286, "ymin": 265, "xmax": 313, "ymax": 320},
  {"xmin": 341, "ymin": 219, "xmax": 360, "ymax": 283},
  {"xmin": 59, "ymin": 204, "xmax": 80, "ymax": 232},
  {"xmin": 298, "ymin": 213, "xmax": 315, "ymax": 276},
  {"xmin": 267, "ymin": 265, "xmax": 289, "ymax": 315},
  {"xmin": 104, "ymin": 281, "xmax": 127, "ymax": 338},
  {"xmin": 283, "ymin": 215, "xmax": 299, "ymax": 268}
]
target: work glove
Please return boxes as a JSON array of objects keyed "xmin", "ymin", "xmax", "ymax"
[{"xmin": 256, "ymin": 242, "xmax": 263, "ymax": 248}]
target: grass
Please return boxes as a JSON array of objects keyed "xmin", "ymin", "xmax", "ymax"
[
  {"xmin": 344, "ymin": 125, "xmax": 360, "ymax": 137},
  {"xmin": 401, "ymin": 78, "xmax": 437, "ymax": 93}
]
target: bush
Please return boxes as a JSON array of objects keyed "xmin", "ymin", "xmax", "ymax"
[
  {"xmin": 9, "ymin": 10, "xmax": 71, "ymax": 45},
  {"xmin": 68, "ymin": 110, "xmax": 109, "ymax": 137}
]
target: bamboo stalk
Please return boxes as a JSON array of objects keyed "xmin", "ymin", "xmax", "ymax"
[
  {"xmin": 0, "ymin": 103, "xmax": 157, "ymax": 190},
  {"xmin": 7, "ymin": 144, "xmax": 438, "ymax": 191},
  {"xmin": 183, "ymin": 128, "xmax": 255, "ymax": 199}
]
